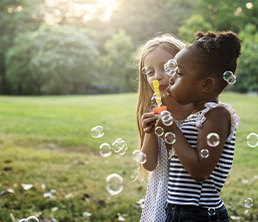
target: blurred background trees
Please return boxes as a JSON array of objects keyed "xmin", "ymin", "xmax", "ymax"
[{"xmin": 1, "ymin": 0, "xmax": 258, "ymax": 95}]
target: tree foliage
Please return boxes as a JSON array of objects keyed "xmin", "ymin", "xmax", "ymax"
[
  {"xmin": 5, "ymin": 24, "xmax": 99, "ymax": 94},
  {"xmin": 178, "ymin": 14, "xmax": 213, "ymax": 43},
  {"xmin": 99, "ymin": 29, "xmax": 135, "ymax": 92},
  {"xmin": 232, "ymin": 24, "xmax": 258, "ymax": 93}
]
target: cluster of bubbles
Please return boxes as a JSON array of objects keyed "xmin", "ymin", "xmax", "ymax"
[
  {"xmin": 154, "ymin": 110, "xmax": 176, "ymax": 145},
  {"xmin": 106, "ymin": 173, "xmax": 124, "ymax": 196},
  {"xmin": 223, "ymin": 71, "xmax": 236, "ymax": 85},
  {"xmin": 91, "ymin": 125, "xmax": 148, "ymax": 196},
  {"xmin": 19, "ymin": 217, "xmax": 39, "ymax": 222},
  {"xmin": 164, "ymin": 59, "xmax": 178, "ymax": 76},
  {"xmin": 200, "ymin": 133, "xmax": 220, "ymax": 159},
  {"xmin": 246, "ymin": 132, "xmax": 258, "ymax": 148},
  {"xmin": 91, "ymin": 126, "xmax": 127, "ymax": 195}
]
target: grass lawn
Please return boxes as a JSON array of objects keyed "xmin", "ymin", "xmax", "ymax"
[{"xmin": 0, "ymin": 92, "xmax": 257, "ymax": 221}]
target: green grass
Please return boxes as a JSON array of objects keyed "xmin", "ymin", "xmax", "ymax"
[{"xmin": 0, "ymin": 92, "xmax": 257, "ymax": 221}]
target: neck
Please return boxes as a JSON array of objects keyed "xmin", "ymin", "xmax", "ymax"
[
  {"xmin": 163, "ymin": 96, "xmax": 193, "ymax": 120},
  {"xmin": 192, "ymin": 97, "xmax": 219, "ymax": 114}
]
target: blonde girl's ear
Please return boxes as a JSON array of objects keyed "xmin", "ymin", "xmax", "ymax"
[{"xmin": 201, "ymin": 77, "xmax": 215, "ymax": 93}]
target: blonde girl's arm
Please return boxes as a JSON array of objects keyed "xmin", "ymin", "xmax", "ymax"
[
  {"xmin": 141, "ymin": 112, "xmax": 160, "ymax": 171},
  {"xmin": 156, "ymin": 107, "xmax": 231, "ymax": 182}
]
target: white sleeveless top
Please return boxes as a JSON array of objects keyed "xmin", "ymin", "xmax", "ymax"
[{"xmin": 140, "ymin": 137, "xmax": 169, "ymax": 222}]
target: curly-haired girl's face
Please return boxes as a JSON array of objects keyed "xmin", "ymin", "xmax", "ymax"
[{"xmin": 167, "ymin": 48, "xmax": 203, "ymax": 105}]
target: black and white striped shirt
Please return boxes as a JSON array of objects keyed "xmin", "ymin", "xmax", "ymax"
[{"xmin": 167, "ymin": 102, "xmax": 240, "ymax": 209}]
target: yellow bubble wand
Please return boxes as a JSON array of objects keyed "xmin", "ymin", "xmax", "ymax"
[{"xmin": 152, "ymin": 80, "xmax": 167, "ymax": 114}]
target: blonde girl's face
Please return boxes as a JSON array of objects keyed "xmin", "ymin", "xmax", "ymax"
[{"xmin": 143, "ymin": 48, "xmax": 174, "ymax": 97}]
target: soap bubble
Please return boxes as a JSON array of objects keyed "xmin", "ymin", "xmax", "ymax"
[
  {"xmin": 247, "ymin": 133, "xmax": 258, "ymax": 148},
  {"xmin": 19, "ymin": 217, "xmax": 39, "ymax": 222},
  {"xmin": 200, "ymin": 149, "xmax": 209, "ymax": 158},
  {"xmin": 142, "ymin": 67, "xmax": 149, "ymax": 75},
  {"xmin": 133, "ymin": 150, "xmax": 147, "ymax": 164},
  {"xmin": 160, "ymin": 110, "xmax": 173, "ymax": 126},
  {"xmin": 160, "ymin": 110, "xmax": 171, "ymax": 117},
  {"xmin": 155, "ymin": 126, "xmax": 164, "ymax": 136},
  {"xmin": 164, "ymin": 59, "xmax": 178, "ymax": 76},
  {"xmin": 223, "ymin": 71, "xmax": 236, "ymax": 84},
  {"xmin": 91, "ymin": 125, "xmax": 104, "ymax": 138},
  {"xmin": 164, "ymin": 132, "xmax": 176, "ymax": 144},
  {"xmin": 111, "ymin": 138, "xmax": 128, "ymax": 155},
  {"xmin": 207, "ymin": 133, "xmax": 220, "ymax": 147},
  {"xmin": 207, "ymin": 207, "xmax": 216, "ymax": 216},
  {"xmin": 151, "ymin": 95, "xmax": 158, "ymax": 107},
  {"xmin": 112, "ymin": 138, "xmax": 127, "ymax": 153},
  {"xmin": 27, "ymin": 217, "xmax": 39, "ymax": 222},
  {"xmin": 244, "ymin": 198, "xmax": 253, "ymax": 208},
  {"xmin": 106, "ymin": 173, "xmax": 123, "ymax": 195},
  {"xmin": 100, "ymin": 143, "xmax": 112, "ymax": 157},
  {"xmin": 118, "ymin": 145, "xmax": 128, "ymax": 155}
]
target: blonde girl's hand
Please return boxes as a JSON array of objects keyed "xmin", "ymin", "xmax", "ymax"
[{"xmin": 141, "ymin": 112, "xmax": 156, "ymax": 133}]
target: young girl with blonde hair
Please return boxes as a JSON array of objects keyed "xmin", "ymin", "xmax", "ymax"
[{"xmin": 135, "ymin": 34, "xmax": 193, "ymax": 222}]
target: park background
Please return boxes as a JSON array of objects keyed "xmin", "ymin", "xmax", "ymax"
[{"xmin": 0, "ymin": 0, "xmax": 258, "ymax": 221}]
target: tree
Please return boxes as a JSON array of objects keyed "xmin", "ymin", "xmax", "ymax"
[
  {"xmin": 231, "ymin": 24, "xmax": 258, "ymax": 93},
  {"xmin": 109, "ymin": 0, "xmax": 198, "ymax": 44},
  {"xmin": 0, "ymin": 0, "xmax": 44, "ymax": 94},
  {"xmin": 99, "ymin": 29, "xmax": 135, "ymax": 93},
  {"xmin": 5, "ymin": 24, "xmax": 99, "ymax": 95},
  {"xmin": 194, "ymin": 0, "xmax": 258, "ymax": 33},
  {"xmin": 178, "ymin": 14, "xmax": 213, "ymax": 43}
]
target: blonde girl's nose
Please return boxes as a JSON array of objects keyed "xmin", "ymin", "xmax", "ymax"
[{"xmin": 154, "ymin": 69, "xmax": 163, "ymax": 80}]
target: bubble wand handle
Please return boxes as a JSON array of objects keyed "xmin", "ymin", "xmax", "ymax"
[{"xmin": 152, "ymin": 80, "xmax": 167, "ymax": 114}]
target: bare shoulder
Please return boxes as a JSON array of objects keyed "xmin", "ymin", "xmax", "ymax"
[{"xmin": 205, "ymin": 106, "xmax": 231, "ymax": 123}]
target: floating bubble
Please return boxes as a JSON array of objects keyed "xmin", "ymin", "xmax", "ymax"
[
  {"xmin": 133, "ymin": 150, "xmax": 147, "ymax": 164},
  {"xmin": 91, "ymin": 125, "xmax": 104, "ymax": 138},
  {"xmin": 200, "ymin": 149, "xmax": 209, "ymax": 158},
  {"xmin": 163, "ymin": 116, "xmax": 173, "ymax": 126},
  {"xmin": 223, "ymin": 71, "xmax": 236, "ymax": 85},
  {"xmin": 142, "ymin": 67, "xmax": 149, "ymax": 75},
  {"xmin": 164, "ymin": 59, "xmax": 178, "ymax": 76},
  {"xmin": 164, "ymin": 132, "xmax": 176, "ymax": 144},
  {"xmin": 106, "ymin": 173, "xmax": 123, "ymax": 195},
  {"xmin": 118, "ymin": 144, "xmax": 128, "ymax": 155},
  {"xmin": 159, "ymin": 110, "xmax": 173, "ymax": 126},
  {"xmin": 207, "ymin": 133, "xmax": 220, "ymax": 147},
  {"xmin": 207, "ymin": 207, "xmax": 216, "ymax": 216},
  {"xmin": 151, "ymin": 95, "xmax": 158, "ymax": 107},
  {"xmin": 19, "ymin": 217, "xmax": 39, "ymax": 222},
  {"xmin": 244, "ymin": 198, "xmax": 253, "ymax": 208},
  {"xmin": 112, "ymin": 138, "xmax": 127, "ymax": 153},
  {"xmin": 155, "ymin": 126, "xmax": 164, "ymax": 136},
  {"xmin": 247, "ymin": 133, "xmax": 258, "ymax": 148},
  {"xmin": 100, "ymin": 143, "xmax": 112, "ymax": 157}
]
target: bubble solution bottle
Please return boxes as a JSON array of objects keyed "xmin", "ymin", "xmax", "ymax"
[{"xmin": 152, "ymin": 80, "xmax": 167, "ymax": 116}]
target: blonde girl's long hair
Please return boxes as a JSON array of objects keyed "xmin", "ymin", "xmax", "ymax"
[{"xmin": 135, "ymin": 34, "xmax": 185, "ymax": 181}]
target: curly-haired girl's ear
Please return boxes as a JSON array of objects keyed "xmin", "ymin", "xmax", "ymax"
[{"xmin": 201, "ymin": 77, "xmax": 215, "ymax": 93}]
